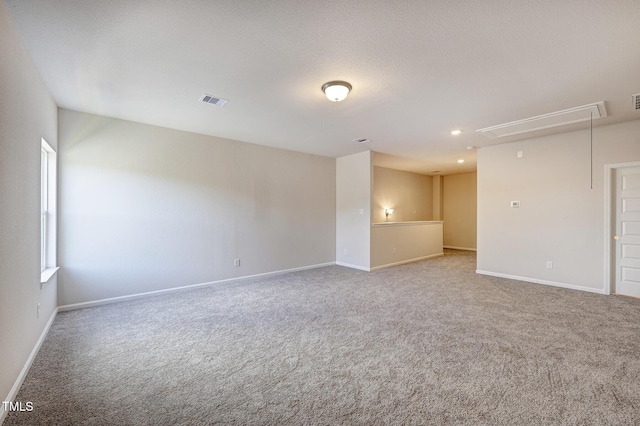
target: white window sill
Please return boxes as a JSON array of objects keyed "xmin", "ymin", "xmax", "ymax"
[{"xmin": 40, "ymin": 267, "xmax": 59, "ymax": 285}]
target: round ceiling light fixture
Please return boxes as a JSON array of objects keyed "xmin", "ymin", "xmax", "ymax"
[
  {"xmin": 322, "ymin": 81, "xmax": 352, "ymax": 102},
  {"xmin": 451, "ymin": 129, "xmax": 463, "ymax": 136},
  {"xmin": 457, "ymin": 159, "xmax": 465, "ymax": 164}
]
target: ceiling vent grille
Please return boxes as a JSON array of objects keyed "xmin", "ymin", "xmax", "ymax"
[
  {"xmin": 633, "ymin": 93, "xmax": 640, "ymax": 110},
  {"xmin": 477, "ymin": 101, "xmax": 607, "ymax": 139},
  {"xmin": 199, "ymin": 94, "xmax": 229, "ymax": 107}
]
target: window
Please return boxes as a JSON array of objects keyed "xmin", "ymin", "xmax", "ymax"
[
  {"xmin": 40, "ymin": 138, "xmax": 57, "ymax": 283},
  {"xmin": 41, "ymin": 146, "xmax": 48, "ymax": 271}
]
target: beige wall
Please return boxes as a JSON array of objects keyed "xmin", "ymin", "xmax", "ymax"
[
  {"xmin": 443, "ymin": 172, "xmax": 477, "ymax": 250},
  {"xmin": 373, "ymin": 166, "xmax": 433, "ymax": 223},
  {"xmin": 371, "ymin": 223, "xmax": 443, "ymax": 269},
  {"xmin": 58, "ymin": 109, "xmax": 336, "ymax": 305},
  {"xmin": 432, "ymin": 175, "xmax": 443, "ymax": 220},
  {"xmin": 336, "ymin": 151, "xmax": 372, "ymax": 270},
  {"xmin": 477, "ymin": 119, "xmax": 640, "ymax": 293},
  {"xmin": 0, "ymin": 1, "xmax": 58, "ymax": 409}
]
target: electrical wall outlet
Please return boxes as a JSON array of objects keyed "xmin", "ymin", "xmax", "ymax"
[
  {"xmin": 234, "ymin": 259, "xmax": 240, "ymax": 267},
  {"xmin": 511, "ymin": 200, "xmax": 520, "ymax": 208},
  {"xmin": 517, "ymin": 151, "xmax": 523, "ymax": 158},
  {"xmin": 546, "ymin": 261, "xmax": 553, "ymax": 269}
]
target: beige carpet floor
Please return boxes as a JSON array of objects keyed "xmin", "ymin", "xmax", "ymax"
[{"xmin": 5, "ymin": 250, "xmax": 640, "ymax": 425}]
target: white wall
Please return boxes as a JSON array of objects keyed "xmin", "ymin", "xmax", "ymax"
[
  {"xmin": 58, "ymin": 109, "xmax": 335, "ymax": 305},
  {"xmin": 0, "ymin": 0, "xmax": 58, "ymax": 408},
  {"xmin": 477, "ymin": 120, "xmax": 640, "ymax": 293},
  {"xmin": 443, "ymin": 172, "xmax": 477, "ymax": 250},
  {"xmin": 373, "ymin": 166, "xmax": 433, "ymax": 223},
  {"xmin": 336, "ymin": 151, "xmax": 372, "ymax": 270}
]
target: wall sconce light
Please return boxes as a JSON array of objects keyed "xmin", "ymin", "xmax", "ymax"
[
  {"xmin": 322, "ymin": 81, "xmax": 352, "ymax": 102},
  {"xmin": 385, "ymin": 208, "xmax": 394, "ymax": 218}
]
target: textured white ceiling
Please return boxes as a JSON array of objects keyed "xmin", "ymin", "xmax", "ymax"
[{"xmin": 6, "ymin": 0, "xmax": 640, "ymax": 175}]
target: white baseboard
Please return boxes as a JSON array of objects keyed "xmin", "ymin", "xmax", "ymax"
[
  {"xmin": 1, "ymin": 308, "xmax": 58, "ymax": 425},
  {"xmin": 370, "ymin": 253, "xmax": 444, "ymax": 271},
  {"xmin": 443, "ymin": 246, "xmax": 477, "ymax": 252},
  {"xmin": 335, "ymin": 261, "xmax": 370, "ymax": 272},
  {"xmin": 475, "ymin": 270, "xmax": 606, "ymax": 295},
  {"xmin": 58, "ymin": 262, "xmax": 336, "ymax": 312}
]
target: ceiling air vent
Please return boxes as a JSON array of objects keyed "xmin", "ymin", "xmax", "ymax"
[
  {"xmin": 199, "ymin": 93, "xmax": 229, "ymax": 107},
  {"xmin": 353, "ymin": 138, "xmax": 370, "ymax": 144},
  {"xmin": 633, "ymin": 93, "xmax": 640, "ymax": 110},
  {"xmin": 477, "ymin": 101, "xmax": 607, "ymax": 139}
]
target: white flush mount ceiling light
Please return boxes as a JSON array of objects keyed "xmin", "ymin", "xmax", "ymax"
[
  {"xmin": 451, "ymin": 129, "xmax": 462, "ymax": 136},
  {"xmin": 322, "ymin": 81, "xmax": 352, "ymax": 102},
  {"xmin": 457, "ymin": 159, "xmax": 465, "ymax": 164}
]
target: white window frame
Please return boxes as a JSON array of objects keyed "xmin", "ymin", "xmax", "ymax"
[{"xmin": 40, "ymin": 138, "xmax": 58, "ymax": 284}]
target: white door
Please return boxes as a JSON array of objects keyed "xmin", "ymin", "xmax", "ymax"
[{"xmin": 615, "ymin": 166, "xmax": 640, "ymax": 297}]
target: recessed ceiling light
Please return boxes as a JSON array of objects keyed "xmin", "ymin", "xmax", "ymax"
[
  {"xmin": 457, "ymin": 159, "xmax": 465, "ymax": 163},
  {"xmin": 466, "ymin": 145, "xmax": 475, "ymax": 150},
  {"xmin": 451, "ymin": 129, "xmax": 462, "ymax": 136}
]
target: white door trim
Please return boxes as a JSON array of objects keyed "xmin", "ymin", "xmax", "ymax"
[{"xmin": 604, "ymin": 161, "xmax": 640, "ymax": 295}]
